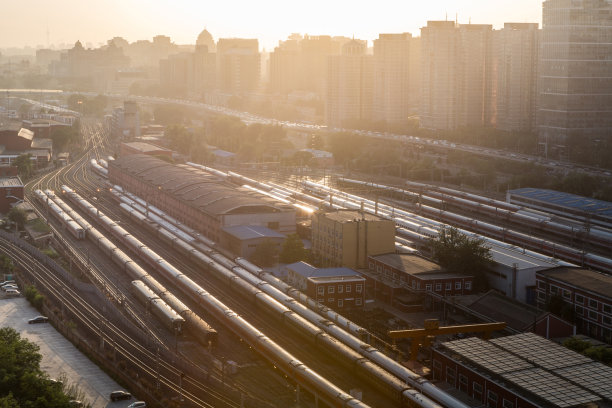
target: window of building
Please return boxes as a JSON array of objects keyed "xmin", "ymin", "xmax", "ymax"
[
  {"xmin": 412, "ymin": 280, "xmax": 417, "ymax": 289},
  {"xmin": 604, "ymin": 304, "xmax": 611, "ymax": 315},
  {"xmin": 603, "ymin": 316, "xmax": 612, "ymax": 326},
  {"xmin": 487, "ymin": 390, "xmax": 498, "ymax": 408},
  {"xmin": 538, "ymin": 291, "xmax": 546, "ymax": 300},
  {"xmin": 446, "ymin": 282, "xmax": 452, "ymax": 291},
  {"xmin": 346, "ymin": 285, "xmax": 351, "ymax": 293},
  {"xmin": 369, "ymin": 262, "xmax": 374, "ymax": 270},
  {"xmin": 356, "ymin": 284, "xmax": 363, "ymax": 293},
  {"xmin": 458, "ymin": 374, "xmax": 468, "ymax": 393},
  {"xmin": 426, "ymin": 284, "xmax": 433, "ymax": 292},
  {"xmin": 436, "ymin": 283, "xmax": 442, "ymax": 291},
  {"xmin": 575, "ymin": 294, "xmax": 585, "ymax": 304},
  {"xmin": 576, "ymin": 306, "xmax": 584, "ymax": 316},
  {"xmin": 338, "ymin": 299, "xmax": 343, "ymax": 308},
  {"xmin": 589, "ymin": 299, "xmax": 598, "ymax": 309},
  {"xmin": 562, "ymin": 289, "xmax": 571, "ymax": 300},
  {"xmin": 328, "ymin": 298, "xmax": 334, "ymax": 303},
  {"xmin": 355, "ymin": 298, "xmax": 362, "ymax": 306},
  {"xmin": 318, "ymin": 298, "xmax": 324, "ymax": 304},
  {"xmin": 537, "ymin": 281, "xmax": 546, "ymax": 290},
  {"xmin": 455, "ymin": 281, "xmax": 462, "ymax": 290},
  {"xmin": 328, "ymin": 286, "xmax": 335, "ymax": 294},
  {"xmin": 433, "ymin": 360, "xmax": 442, "ymax": 381},
  {"xmin": 446, "ymin": 367, "xmax": 456, "ymax": 386},
  {"xmin": 473, "ymin": 383, "xmax": 483, "ymax": 401},
  {"xmin": 550, "ymin": 286, "xmax": 558, "ymax": 295},
  {"xmin": 588, "ymin": 310, "xmax": 598, "ymax": 320},
  {"xmin": 465, "ymin": 281, "xmax": 472, "ymax": 291},
  {"xmin": 317, "ymin": 287, "xmax": 324, "ymax": 295},
  {"xmin": 417, "ymin": 281, "xmax": 421, "ymax": 290},
  {"xmin": 502, "ymin": 399, "xmax": 514, "ymax": 408}
]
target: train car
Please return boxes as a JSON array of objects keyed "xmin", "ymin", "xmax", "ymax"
[
  {"xmin": 89, "ymin": 159, "xmax": 108, "ymax": 178},
  {"xmin": 35, "ymin": 190, "xmax": 85, "ymax": 239},
  {"xmin": 131, "ymin": 280, "xmax": 184, "ymax": 332}
]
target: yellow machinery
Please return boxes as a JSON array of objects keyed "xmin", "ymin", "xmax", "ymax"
[{"xmin": 388, "ymin": 319, "xmax": 507, "ymax": 360}]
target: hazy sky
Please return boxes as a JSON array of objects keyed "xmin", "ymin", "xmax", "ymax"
[{"xmin": 2, "ymin": 0, "xmax": 542, "ymax": 50}]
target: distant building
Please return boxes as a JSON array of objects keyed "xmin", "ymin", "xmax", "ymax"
[
  {"xmin": 120, "ymin": 142, "xmax": 172, "ymax": 158},
  {"xmin": 433, "ymin": 333, "xmax": 612, "ymax": 408},
  {"xmin": 495, "ymin": 23, "xmax": 540, "ymax": 133},
  {"xmin": 311, "ymin": 209, "xmax": 395, "ymax": 269},
  {"xmin": 111, "ymin": 101, "xmax": 140, "ymax": 139},
  {"xmin": 0, "ymin": 176, "xmax": 24, "ymax": 213},
  {"xmin": 285, "ymin": 261, "xmax": 365, "ymax": 309},
  {"xmin": 216, "ymin": 38, "xmax": 260, "ymax": 95},
  {"xmin": 536, "ymin": 267, "xmax": 612, "ymax": 344},
  {"xmin": 325, "ymin": 39, "xmax": 373, "ymax": 128},
  {"xmin": 0, "ymin": 125, "xmax": 52, "ymax": 168},
  {"xmin": 21, "ymin": 118, "xmax": 70, "ymax": 139},
  {"xmin": 372, "ymin": 33, "xmax": 415, "ymax": 125},
  {"xmin": 538, "ymin": 0, "xmax": 612, "ymax": 157}
]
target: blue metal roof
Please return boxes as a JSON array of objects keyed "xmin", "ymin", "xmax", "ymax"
[
  {"xmin": 222, "ymin": 225, "xmax": 285, "ymax": 240},
  {"xmin": 509, "ymin": 188, "xmax": 612, "ymax": 218},
  {"xmin": 286, "ymin": 261, "xmax": 361, "ymax": 278}
]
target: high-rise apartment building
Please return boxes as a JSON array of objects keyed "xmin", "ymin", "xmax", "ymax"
[
  {"xmin": 325, "ymin": 40, "xmax": 373, "ymax": 128},
  {"xmin": 373, "ymin": 33, "xmax": 414, "ymax": 125},
  {"xmin": 457, "ymin": 24, "xmax": 494, "ymax": 128},
  {"xmin": 216, "ymin": 38, "xmax": 260, "ymax": 95},
  {"xmin": 538, "ymin": 0, "xmax": 612, "ymax": 155},
  {"xmin": 420, "ymin": 21, "xmax": 459, "ymax": 130},
  {"xmin": 495, "ymin": 23, "xmax": 540, "ymax": 133}
]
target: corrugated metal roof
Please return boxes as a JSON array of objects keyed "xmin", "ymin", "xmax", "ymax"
[
  {"xmin": 222, "ymin": 225, "xmax": 285, "ymax": 240},
  {"xmin": 509, "ymin": 188, "xmax": 612, "ymax": 218},
  {"xmin": 286, "ymin": 261, "xmax": 361, "ymax": 278},
  {"xmin": 0, "ymin": 176, "xmax": 23, "ymax": 187}
]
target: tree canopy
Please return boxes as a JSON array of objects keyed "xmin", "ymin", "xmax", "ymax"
[
  {"xmin": 13, "ymin": 154, "xmax": 33, "ymax": 179},
  {"xmin": 279, "ymin": 234, "xmax": 309, "ymax": 264},
  {"xmin": 430, "ymin": 227, "xmax": 493, "ymax": 290},
  {"xmin": 8, "ymin": 207, "xmax": 27, "ymax": 230},
  {"xmin": 250, "ymin": 240, "xmax": 279, "ymax": 267},
  {"xmin": 0, "ymin": 327, "xmax": 75, "ymax": 407}
]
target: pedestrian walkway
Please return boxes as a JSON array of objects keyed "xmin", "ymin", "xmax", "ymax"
[{"xmin": 0, "ymin": 297, "xmax": 135, "ymax": 408}]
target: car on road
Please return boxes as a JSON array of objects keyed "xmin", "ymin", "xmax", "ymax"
[
  {"xmin": 127, "ymin": 402, "xmax": 146, "ymax": 408},
  {"xmin": 110, "ymin": 391, "xmax": 132, "ymax": 401},
  {"xmin": 69, "ymin": 400, "xmax": 83, "ymax": 407},
  {"xmin": 28, "ymin": 316, "xmax": 49, "ymax": 324}
]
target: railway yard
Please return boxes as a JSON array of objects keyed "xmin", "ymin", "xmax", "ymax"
[{"xmin": 6, "ymin": 118, "xmax": 612, "ymax": 408}]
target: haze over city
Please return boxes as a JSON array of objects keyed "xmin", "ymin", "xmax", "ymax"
[
  {"xmin": 1, "ymin": 1, "xmax": 611, "ymax": 408},
  {"xmin": 2, "ymin": 0, "xmax": 542, "ymax": 48}
]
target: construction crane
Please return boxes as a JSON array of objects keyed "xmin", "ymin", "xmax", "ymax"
[{"xmin": 388, "ymin": 319, "xmax": 507, "ymax": 361}]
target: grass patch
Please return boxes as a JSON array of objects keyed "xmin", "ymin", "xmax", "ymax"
[{"xmin": 28, "ymin": 218, "xmax": 51, "ymax": 233}]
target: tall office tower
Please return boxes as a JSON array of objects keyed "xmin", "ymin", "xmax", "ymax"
[
  {"xmin": 420, "ymin": 21, "xmax": 459, "ymax": 130},
  {"xmin": 269, "ymin": 34, "xmax": 301, "ymax": 94},
  {"xmin": 325, "ymin": 40, "xmax": 373, "ymax": 128},
  {"xmin": 457, "ymin": 24, "xmax": 494, "ymax": 128},
  {"xmin": 495, "ymin": 23, "xmax": 540, "ymax": 132},
  {"xmin": 538, "ymin": 0, "xmax": 612, "ymax": 156},
  {"xmin": 373, "ymin": 33, "xmax": 413, "ymax": 126},
  {"xmin": 216, "ymin": 38, "xmax": 260, "ymax": 95},
  {"xmin": 408, "ymin": 37, "xmax": 422, "ymax": 114}
]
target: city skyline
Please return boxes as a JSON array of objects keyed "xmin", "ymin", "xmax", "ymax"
[{"xmin": 2, "ymin": 0, "xmax": 542, "ymax": 49}]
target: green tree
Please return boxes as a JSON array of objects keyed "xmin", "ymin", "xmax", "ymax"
[
  {"xmin": 24, "ymin": 286, "xmax": 45, "ymax": 311},
  {"xmin": 430, "ymin": 227, "xmax": 493, "ymax": 290},
  {"xmin": 326, "ymin": 132, "xmax": 366, "ymax": 169},
  {"xmin": 0, "ymin": 254, "xmax": 14, "ymax": 274},
  {"xmin": 50, "ymin": 126, "xmax": 79, "ymax": 151},
  {"xmin": 8, "ymin": 207, "xmax": 27, "ymax": 230},
  {"xmin": 250, "ymin": 240, "xmax": 279, "ymax": 267},
  {"xmin": 280, "ymin": 234, "xmax": 307, "ymax": 264},
  {"xmin": 13, "ymin": 154, "xmax": 33, "ymax": 179}
]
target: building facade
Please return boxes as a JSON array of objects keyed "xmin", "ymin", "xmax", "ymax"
[
  {"xmin": 216, "ymin": 38, "xmax": 260, "ymax": 95},
  {"xmin": 311, "ymin": 209, "xmax": 395, "ymax": 269},
  {"xmin": 0, "ymin": 176, "xmax": 24, "ymax": 213},
  {"xmin": 495, "ymin": 23, "xmax": 540, "ymax": 132},
  {"xmin": 536, "ymin": 266, "xmax": 612, "ymax": 344},
  {"xmin": 325, "ymin": 40, "xmax": 373, "ymax": 128},
  {"xmin": 538, "ymin": 0, "xmax": 612, "ymax": 157}
]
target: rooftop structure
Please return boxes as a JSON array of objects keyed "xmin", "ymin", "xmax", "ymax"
[{"xmin": 434, "ymin": 332, "xmax": 612, "ymax": 407}]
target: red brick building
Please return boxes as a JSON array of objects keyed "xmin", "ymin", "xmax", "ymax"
[
  {"xmin": 363, "ymin": 253, "xmax": 474, "ymax": 311},
  {"xmin": 285, "ymin": 262, "xmax": 365, "ymax": 309},
  {"xmin": 432, "ymin": 333, "xmax": 611, "ymax": 408},
  {"xmin": 0, "ymin": 176, "xmax": 24, "ymax": 213},
  {"xmin": 536, "ymin": 267, "xmax": 612, "ymax": 344},
  {"xmin": 0, "ymin": 126, "xmax": 52, "ymax": 169}
]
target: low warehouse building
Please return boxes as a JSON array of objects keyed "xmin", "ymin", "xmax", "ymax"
[{"xmin": 108, "ymin": 155, "xmax": 296, "ymax": 243}]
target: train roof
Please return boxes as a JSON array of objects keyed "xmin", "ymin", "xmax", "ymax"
[{"xmin": 508, "ymin": 188, "xmax": 612, "ymax": 219}]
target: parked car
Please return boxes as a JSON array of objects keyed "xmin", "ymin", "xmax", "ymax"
[
  {"xmin": 28, "ymin": 316, "xmax": 49, "ymax": 324},
  {"xmin": 5, "ymin": 289, "xmax": 20, "ymax": 297},
  {"xmin": 127, "ymin": 402, "xmax": 146, "ymax": 408},
  {"xmin": 110, "ymin": 391, "xmax": 132, "ymax": 401},
  {"xmin": 0, "ymin": 280, "xmax": 15, "ymax": 287},
  {"xmin": 1, "ymin": 284, "xmax": 18, "ymax": 291},
  {"xmin": 69, "ymin": 400, "xmax": 83, "ymax": 407}
]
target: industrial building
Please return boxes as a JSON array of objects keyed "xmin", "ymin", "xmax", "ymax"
[
  {"xmin": 284, "ymin": 261, "xmax": 365, "ymax": 309},
  {"xmin": 311, "ymin": 209, "xmax": 395, "ymax": 269},
  {"xmin": 220, "ymin": 225, "xmax": 285, "ymax": 259},
  {"xmin": 363, "ymin": 253, "xmax": 474, "ymax": 311},
  {"xmin": 507, "ymin": 188, "xmax": 612, "ymax": 229},
  {"xmin": 433, "ymin": 332, "xmax": 612, "ymax": 408},
  {"xmin": 0, "ymin": 124, "xmax": 53, "ymax": 168},
  {"xmin": 0, "ymin": 176, "xmax": 24, "ymax": 213},
  {"xmin": 536, "ymin": 267, "xmax": 612, "ymax": 344},
  {"xmin": 108, "ymin": 155, "xmax": 296, "ymax": 244},
  {"xmin": 120, "ymin": 141, "xmax": 172, "ymax": 158}
]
